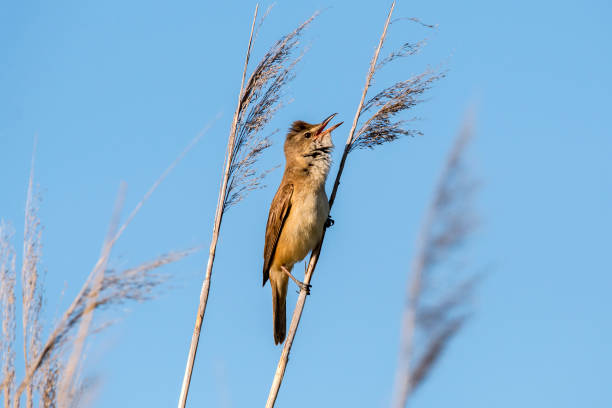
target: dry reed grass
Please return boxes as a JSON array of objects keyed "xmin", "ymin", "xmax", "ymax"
[
  {"xmin": 1, "ymin": 125, "xmax": 209, "ymax": 407},
  {"xmin": 178, "ymin": 5, "xmax": 317, "ymax": 407},
  {"xmin": 265, "ymin": 2, "xmax": 443, "ymax": 406}
]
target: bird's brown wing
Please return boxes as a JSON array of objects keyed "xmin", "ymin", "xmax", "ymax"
[{"xmin": 263, "ymin": 182, "xmax": 293, "ymax": 286}]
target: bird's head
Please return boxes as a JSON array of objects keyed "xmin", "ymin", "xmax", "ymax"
[{"xmin": 284, "ymin": 113, "xmax": 343, "ymax": 169}]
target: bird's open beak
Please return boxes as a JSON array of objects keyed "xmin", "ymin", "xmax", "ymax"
[{"xmin": 315, "ymin": 113, "xmax": 343, "ymax": 139}]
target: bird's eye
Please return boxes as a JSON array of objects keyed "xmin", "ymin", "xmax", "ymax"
[{"xmin": 304, "ymin": 132, "xmax": 311, "ymax": 139}]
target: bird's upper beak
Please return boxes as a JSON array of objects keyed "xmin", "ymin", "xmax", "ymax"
[{"xmin": 315, "ymin": 113, "xmax": 343, "ymax": 139}]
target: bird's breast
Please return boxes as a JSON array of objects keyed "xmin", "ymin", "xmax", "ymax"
[{"xmin": 274, "ymin": 187, "xmax": 329, "ymax": 267}]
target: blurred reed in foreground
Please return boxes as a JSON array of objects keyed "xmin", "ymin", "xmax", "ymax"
[
  {"xmin": 1, "ymin": 128, "xmax": 207, "ymax": 408},
  {"xmin": 392, "ymin": 113, "xmax": 480, "ymax": 408}
]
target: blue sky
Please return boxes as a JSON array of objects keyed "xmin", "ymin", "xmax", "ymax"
[{"xmin": 1, "ymin": 0, "xmax": 611, "ymax": 407}]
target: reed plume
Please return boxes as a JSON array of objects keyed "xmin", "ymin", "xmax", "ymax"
[
  {"xmin": 178, "ymin": 5, "xmax": 317, "ymax": 407},
  {"xmin": 225, "ymin": 8, "xmax": 314, "ymax": 209},
  {"xmin": 266, "ymin": 2, "xmax": 443, "ymax": 406},
  {"xmin": 392, "ymin": 114, "xmax": 480, "ymax": 408},
  {"xmin": 351, "ymin": 69, "xmax": 443, "ymax": 151}
]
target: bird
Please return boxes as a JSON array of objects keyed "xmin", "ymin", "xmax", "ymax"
[{"xmin": 263, "ymin": 113, "xmax": 343, "ymax": 345}]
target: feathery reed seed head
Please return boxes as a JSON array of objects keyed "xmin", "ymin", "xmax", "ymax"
[{"xmin": 224, "ymin": 13, "xmax": 318, "ymax": 210}]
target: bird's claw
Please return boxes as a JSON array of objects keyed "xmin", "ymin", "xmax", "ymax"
[
  {"xmin": 296, "ymin": 282, "xmax": 312, "ymax": 295},
  {"xmin": 325, "ymin": 215, "xmax": 335, "ymax": 228},
  {"xmin": 282, "ymin": 265, "xmax": 312, "ymax": 295}
]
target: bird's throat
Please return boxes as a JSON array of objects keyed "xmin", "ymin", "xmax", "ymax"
[{"xmin": 300, "ymin": 153, "xmax": 331, "ymax": 188}]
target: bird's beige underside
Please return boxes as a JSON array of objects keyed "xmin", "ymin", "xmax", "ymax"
[{"xmin": 271, "ymin": 186, "xmax": 329, "ymax": 272}]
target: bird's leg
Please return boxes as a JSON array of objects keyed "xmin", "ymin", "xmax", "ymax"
[
  {"xmin": 324, "ymin": 215, "xmax": 335, "ymax": 228},
  {"xmin": 281, "ymin": 265, "xmax": 311, "ymax": 295}
]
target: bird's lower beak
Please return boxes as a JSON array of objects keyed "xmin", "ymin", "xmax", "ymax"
[{"xmin": 315, "ymin": 113, "xmax": 343, "ymax": 139}]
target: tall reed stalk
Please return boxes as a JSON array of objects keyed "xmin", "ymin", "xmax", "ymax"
[
  {"xmin": 177, "ymin": 8, "xmax": 257, "ymax": 406},
  {"xmin": 19, "ymin": 138, "xmax": 42, "ymax": 408},
  {"xmin": 266, "ymin": 2, "xmax": 444, "ymax": 406},
  {"xmin": 178, "ymin": 6, "xmax": 317, "ymax": 407}
]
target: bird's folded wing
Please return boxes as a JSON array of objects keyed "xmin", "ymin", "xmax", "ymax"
[{"xmin": 263, "ymin": 183, "xmax": 293, "ymax": 285}]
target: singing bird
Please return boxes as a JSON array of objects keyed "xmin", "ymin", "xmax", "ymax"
[{"xmin": 263, "ymin": 113, "xmax": 343, "ymax": 344}]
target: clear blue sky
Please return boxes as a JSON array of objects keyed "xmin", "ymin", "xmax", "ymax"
[{"xmin": 2, "ymin": 0, "xmax": 611, "ymax": 407}]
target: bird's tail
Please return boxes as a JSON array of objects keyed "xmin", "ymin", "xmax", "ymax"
[{"xmin": 271, "ymin": 273, "xmax": 288, "ymax": 345}]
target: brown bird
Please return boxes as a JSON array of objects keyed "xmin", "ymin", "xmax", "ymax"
[{"xmin": 263, "ymin": 113, "xmax": 343, "ymax": 344}]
